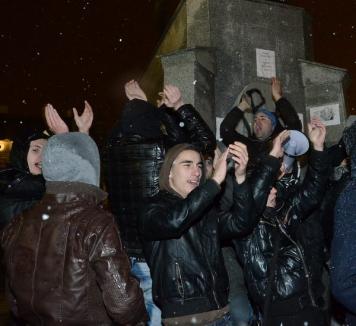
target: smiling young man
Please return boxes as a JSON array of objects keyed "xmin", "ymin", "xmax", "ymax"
[
  {"xmin": 139, "ymin": 142, "xmax": 257, "ymax": 325},
  {"xmin": 26, "ymin": 138, "xmax": 47, "ymax": 175}
]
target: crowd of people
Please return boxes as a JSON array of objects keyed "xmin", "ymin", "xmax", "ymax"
[{"xmin": 0, "ymin": 77, "xmax": 355, "ymax": 326}]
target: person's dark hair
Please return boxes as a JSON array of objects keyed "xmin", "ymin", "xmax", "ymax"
[{"xmin": 159, "ymin": 143, "xmax": 205, "ymax": 196}]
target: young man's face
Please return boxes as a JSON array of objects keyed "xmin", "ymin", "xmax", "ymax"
[
  {"xmin": 253, "ymin": 112, "xmax": 273, "ymax": 140},
  {"xmin": 27, "ymin": 138, "xmax": 47, "ymax": 175},
  {"xmin": 169, "ymin": 150, "xmax": 203, "ymax": 198}
]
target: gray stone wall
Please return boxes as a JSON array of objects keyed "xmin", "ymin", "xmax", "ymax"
[
  {"xmin": 207, "ymin": 0, "xmax": 312, "ymax": 117},
  {"xmin": 158, "ymin": 0, "xmax": 349, "ymax": 143}
]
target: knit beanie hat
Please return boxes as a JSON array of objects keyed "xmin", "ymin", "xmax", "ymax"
[
  {"xmin": 42, "ymin": 132, "xmax": 100, "ymax": 186},
  {"xmin": 159, "ymin": 143, "xmax": 205, "ymax": 196},
  {"xmin": 255, "ymin": 106, "xmax": 277, "ymax": 130}
]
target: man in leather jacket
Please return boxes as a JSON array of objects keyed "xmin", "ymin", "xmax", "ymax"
[
  {"xmin": 1, "ymin": 133, "xmax": 147, "ymax": 325},
  {"xmin": 107, "ymin": 81, "xmax": 216, "ymax": 325},
  {"xmin": 234, "ymin": 118, "xmax": 329, "ymax": 326},
  {"xmin": 139, "ymin": 141, "xmax": 257, "ymax": 325}
]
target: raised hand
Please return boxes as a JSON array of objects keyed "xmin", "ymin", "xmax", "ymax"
[
  {"xmin": 271, "ymin": 77, "xmax": 282, "ymax": 102},
  {"xmin": 163, "ymin": 85, "xmax": 184, "ymax": 110},
  {"xmin": 307, "ymin": 117, "xmax": 326, "ymax": 151},
  {"xmin": 212, "ymin": 149, "xmax": 229, "ymax": 185},
  {"xmin": 73, "ymin": 100, "xmax": 93, "ymax": 134},
  {"xmin": 44, "ymin": 103, "xmax": 69, "ymax": 134},
  {"xmin": 229, "ymin": 142, "xmax": 249, "ymax": 184},
  {"xmin": 124, "ymin": 80, "xmax": 147, "ymax": 101},
  {"xmin": 269, "ymin": 129, "xmax": 290, "ymax": 158}
]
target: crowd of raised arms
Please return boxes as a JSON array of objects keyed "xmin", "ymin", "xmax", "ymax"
[{"xmin": 0, "ymin": 77, "xmax": 355, "ymax": 326}]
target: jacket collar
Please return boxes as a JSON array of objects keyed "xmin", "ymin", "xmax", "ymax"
[{"xmin": 45, "ymin": 181, "xmax": 107, "ymax": 204}]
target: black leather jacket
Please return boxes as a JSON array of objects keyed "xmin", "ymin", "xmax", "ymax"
[
  {"xmin": 139, "ymin": 179, "xmax": 256, "ymax": 318},
  {"xmin": 234, "ymin": 150, "xmax": 329, "ymax": 311},
  {"xmin": 108, "ymin": 102, "xmax": 216, "ymax": 257}
]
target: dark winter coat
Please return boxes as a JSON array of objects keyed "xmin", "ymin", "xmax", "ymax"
[
  {"xmin": 234, "ymin": 150, "xmax": 329, "ymax": 313},
  {"xmin": 0, "ymin": 130, "xmax": 48, "ymax": 231},
  {"xmin": 331, "ymin": 122, "xmax": 356, "ymax": 315},
  {"xmin": 220, "ymin": 97, "xmax": 302, "ymax": 172},
  {"xmin": 108, "ymin": 100, "xmax": 216, "ymax": 257},
  {"xmin": 1, "ymin": 181, "xmax": 147, "ymax": 325},
  {"xmin": 139, "ymin": 178, "xmax": 256, "ymax": 318}
]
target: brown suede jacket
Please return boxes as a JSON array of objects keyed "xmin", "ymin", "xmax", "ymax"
[{"xmin": 1, "ymin": 181, "xmax": 147, "ymax": 325}]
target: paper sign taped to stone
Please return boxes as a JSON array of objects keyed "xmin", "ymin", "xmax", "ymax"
[
  {"xmin": 256, "ymin": 49, "xmax": 276, "ymax": 78},
  {"xmin": 216, "ymin": 117, "xmax": 223, "ymax": 140},
  {"xmin": 308, "ymin": 103, "xmax": 341, "ymax": 126}
]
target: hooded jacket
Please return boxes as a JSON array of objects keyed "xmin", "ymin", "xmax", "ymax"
[
  {"xmin": 1, "ymin": 132, "xmax": 147, "ymax": 325},
  {"xmin": 234, "ymin": 149, "xmax": 329, "ymax": 314},
  {"xmin": 331, "ymin": 121, "xmax": 356, "ymax": 315},
  {"xmin": 0, "ymin": 130, "xmax": 48, "ymax": 230},
  {"xmin": 139, "ymin": 143, "xmax": 256, "ymax": 319},
  {"xmin": 108, "ymin": 100, "xmax": 216, "ymax": 257}
]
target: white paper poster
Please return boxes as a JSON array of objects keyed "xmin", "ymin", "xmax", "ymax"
[
  {"xmin": 256, "ymin": 48, "xmax": 276, "ymax": 78},
  {"xmin": 216, "ymin": 117, "xmax": 224, "ymax": 140},
  {"xmin": 308, "ymin": 103, "xmax": 341, "ymax": 126}
]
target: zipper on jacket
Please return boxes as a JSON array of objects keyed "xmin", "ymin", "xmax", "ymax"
[
  {"xmin": 175, "ymin": 262, "xmax": 185, "ymax": 300},
  {"xmin": 276, "ymin": 219, "xmax": 317, "ymax": 307},
  {"xmin": 31, "ymin": 221, "xmax": 44, "ymax": 325},
  {"xmin": 200, "ymin": 242, "xmax": 220, "ymax": 308}
]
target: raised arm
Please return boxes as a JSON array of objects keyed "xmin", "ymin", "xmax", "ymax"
[
  {"xmin": 73, "ymin": 100, "xmax": 93, "ymax": 134},
  {"xmin": 291, "ymin": 118, "xmax": 328, "ymax": 218},
  {"xmin": 140, "ymin": 180, "xmax": 221, "ymax": 240},
  {"xmin": 45, "ymin": 102, "xmax": 93, "ymax": 135},
  {"xmin": 220, "ymin": 98, "xmax": 251, "ymax": 147},
  {"xmin": 272, "ymin": 77, "xmax": 302, "ymax": 131},
  {"xmin": 124, "ymin": 80, "xmax": 147, "ymax": 101},
  {"xmin": 162, "ymin": 85, "xmax": 217, "ymax": 155},
  {"xmin": 219, "ymin": 142, "xmax": 257, "ymax": 238},
  {"xmin": 45, "ymin": 103, "xmax": 69, "ymax": 134}
]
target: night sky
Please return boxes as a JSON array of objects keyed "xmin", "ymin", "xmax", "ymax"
[{"xmin": 0, "ymin": 0, "xmax": 355, "ymax": 137}]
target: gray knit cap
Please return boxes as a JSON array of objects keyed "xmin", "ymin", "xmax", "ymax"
[{"xmin": 42, "ymin": 132, "xmax": 100, "ymax": 186}]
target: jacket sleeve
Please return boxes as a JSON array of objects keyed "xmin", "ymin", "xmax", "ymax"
[
  {"xmin": 139, "ymin": 180, "xmax": 221, "ymax": 240},
  {"xmin": 275, "ymin": 97, "xmax": 302, "ymax": 131},
  {"xmin": 249, "ymin": 155, "xmax": 281, "ymax": 215},
  {"xmin": 160, "ymin": 105, "xmax": 187, "ymax": 147},
  {"xmin": 220, "ymin": 107, "xmax": 251, "ymax": 146},
  {"xmin": 290, "ymin": 149, "xmax": 329, "ymax": 222},
  {"xmin": 218, "ymin": 178, "xmax": 257, "ymax": 239},
  {"xmin": 176, "ymin": 104, "xmax": 217, "ymax": 155},
  {"xmin": 90, "ymin": 218, "xmax": 147, "ymax": 325}
]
